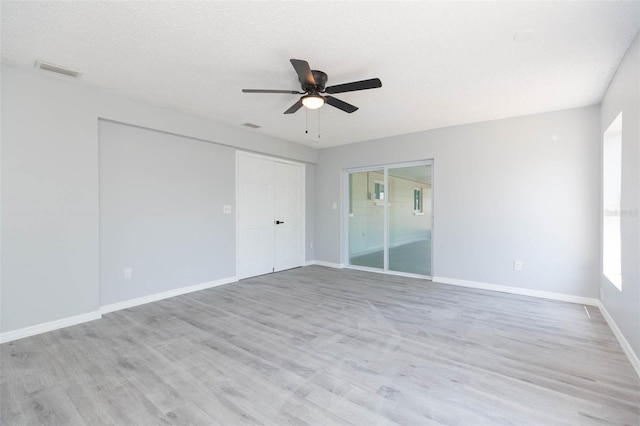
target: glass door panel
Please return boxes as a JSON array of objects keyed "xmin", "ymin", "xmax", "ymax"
[
  {"xmin": 348, "ymin": 169, "xmax": 385, "ymax": 269},
  {"xmin": 388, "ymin": 164, "xmax": 432, "ymax": 275}
]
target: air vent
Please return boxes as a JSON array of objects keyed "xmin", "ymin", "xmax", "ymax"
[
  {"xmin": 34, "ymin": 60, "xmax": 81, "ymax": 79},
  {"xmin": 243, "ymin": 123, "xmax": 261, "ymax": 129}
]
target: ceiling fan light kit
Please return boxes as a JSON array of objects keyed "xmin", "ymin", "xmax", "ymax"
[
  {"xmin": 242, "ymin": 59, "xmax": 381, "ymax": 114},
  {"xmin": 301, "ymin": 94, "xmax": 325, "ymax": 110}
]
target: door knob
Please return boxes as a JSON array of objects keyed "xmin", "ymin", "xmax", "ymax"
[{"xmin": 275, "ymin": 220, "xmax": 285, "ymax": 225}]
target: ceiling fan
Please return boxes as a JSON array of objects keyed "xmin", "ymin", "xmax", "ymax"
[{"xmin": 242, "ymin": 59, "xmax": 382, "ymax": 114}]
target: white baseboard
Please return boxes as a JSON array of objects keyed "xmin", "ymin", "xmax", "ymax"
[
  {"xmin": 304, "ymin": 260, "xmax": 344, "ymax": 269},
  {"xmin": 432, "ymin": 276, "xmax": 599, "ymax": 306},
  {"xmin": 100, "ymin": 276, "xmax": 238, "ymax": 314},
  {"xmin": 0, "ymin": 311, "xmax": 102, "ymax": 344},
  {"xmin": 0, "ymin": 276, "xmax": 238, "ymax": 345},
  {"xmin": 598, "ymin": 301, "xmax": 640, "ymax": 378}
]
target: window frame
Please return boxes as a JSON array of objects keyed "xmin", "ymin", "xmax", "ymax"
[
  {"xmin": 602, "ymin": 112, "xmax": 622, "ymax": 291},
  {"xmin": 413, "ymin": 187, "xmax": 423, "ymax": 214},
  {"xmin": 374, "ymin": 180, "xmax": 385, "ymax": 202}
]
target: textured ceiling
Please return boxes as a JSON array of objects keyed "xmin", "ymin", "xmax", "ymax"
[{"xmin": 2, "ymin": 1, "xmax": 639, "ymax": 148}]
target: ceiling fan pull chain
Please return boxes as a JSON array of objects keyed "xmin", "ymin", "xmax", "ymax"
[{"xmin": 305, "ymin": 108, "xmax": 308, "ymax": 134}]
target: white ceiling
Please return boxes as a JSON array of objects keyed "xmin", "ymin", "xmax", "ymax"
[{"xmin": 2, "ymin": 1, "xmax": 639, "ymax": 148}]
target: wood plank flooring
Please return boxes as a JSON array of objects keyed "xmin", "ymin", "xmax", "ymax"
[{"xmin": 2, "ymin": 266, "xmax": 638, "ymax": 425}]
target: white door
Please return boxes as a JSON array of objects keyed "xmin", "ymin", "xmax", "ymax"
[
  {"xmin": 274, "ymin": 161, "xmax": 304, "ymax": 272},
  {"xmin": 237, "ymin": 153, "xmax": 304, "ymax": 279}
]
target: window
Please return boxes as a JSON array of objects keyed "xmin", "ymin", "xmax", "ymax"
[
  {"xmin": 603, "ymin": 112, "xmax": 622, "ymax": 290},
  {"xmin": 374, "ymin": 180, "xmax": 385, "ymax": 201},
  {"xmin": 414, "ymin": 188, "xmax": 423, "ymax": 213}
]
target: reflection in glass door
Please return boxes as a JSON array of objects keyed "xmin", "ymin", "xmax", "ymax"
[
  {"xmin": 348, "ymin": 169, "xmax": 385, "ymax": 269},
  {"xmin": 346, "ymin": 161, "xmax": 432, "ymax": 277},
  {"xmin": 388, "ymin": 165, "xmax": 432, "ymax": 276}
]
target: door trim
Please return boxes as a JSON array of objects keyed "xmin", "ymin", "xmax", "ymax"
[{"xmin": 235, "ymin": 151, "xmax": 306, "ymax": 279}]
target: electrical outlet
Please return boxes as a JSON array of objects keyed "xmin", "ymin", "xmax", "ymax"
[
  {"xmin": 332, "ymin": 201, "xmax": 337, "ymax": 210},
  {"xmin": 309, "ymin": 242, "xmax": 313, "ymax": 249},
  {"xmin": 514, "ymin": 260, "xmax": 523, "ymax": 271},
  {"xmin": 223, "ymin": 205, "xmax": 232, "ymax": 214},
  {"xmin": 124, "ymin": 268, "xmax": 132, "ymax": 279}
]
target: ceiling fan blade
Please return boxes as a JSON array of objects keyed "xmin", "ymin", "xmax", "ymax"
[
  {"xmin": 290, "ymin": 59, "xmax": 316, "ymax": 86},
  {"xmin": 325, "ymin": 96, "xmax": 358, "ymax": 113},
  {"xmin": 325, "ymin": 78, "xmax": 382, "ymax": 94},
  {"xmin": 242, "ymin": 89, "xmax": 301, "ymax": 94},
  {"xmin": 284, "ymin": 99, "xmax": 304, "ymax": 114}
]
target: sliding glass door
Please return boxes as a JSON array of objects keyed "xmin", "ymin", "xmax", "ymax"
[
  {"xmin": 346, "ymin": 161, "xmax": 432, "ymax": 277},
  {"xmin": 388, "ymin": 165, "xmax": 432, "ymax": 276}
]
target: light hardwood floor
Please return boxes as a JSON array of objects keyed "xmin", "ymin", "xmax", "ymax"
[{"xmin": 2, "ymin": 266, "xmax": 638, "ymax": 425}]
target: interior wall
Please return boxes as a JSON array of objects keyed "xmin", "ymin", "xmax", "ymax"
[
  {"xmin": 99, "ymin": 121, "xmax": 236, "ymax": 306},
  {"xmin": 305, "ymin": 163, "xmax": 316, "ymax": 261},
  {"xmin": 315, "ymin": 106, "xmax": 601, "ymax": 298},
  {"xmin": 1, "ymin": 68, "xmax": 100, "ymax": 333},
  {"xmin": 0, "ymin": 65, "xmax": 317, "ymax": 334},
  {"xmin": 600, "ymin": 32, "xmax": 640, "ymax": 357}
]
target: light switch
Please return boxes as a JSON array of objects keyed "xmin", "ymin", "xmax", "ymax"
[
  {"xmin": 223, "ymin": 205, "xmax": 232, "ymax": 214},
  {"xmin": 332, "ymin": 202, "xmax": 337, "ymax": 210}
]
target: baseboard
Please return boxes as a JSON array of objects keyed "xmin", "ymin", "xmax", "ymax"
[
  {"xmin": 0, "ymin": 311, "xmax": 102, "ymax": 344},
  {"xmin": 100, "ymin": 276, "xmax": 238, "ymax": 314},
  {"xmin": 598, "ymin": 301, "xmax": 640, "ymax": 378},
  {"xmin": 432, "ymin": 276, "xmax": 599, "ymax": 306},
  {"xmin": 304, "ymin": 260, "xmax": 344, "ymax": 269},
  {"xmin": 0, "ymin": 276, "xmax": 238, "ymax": 345}
]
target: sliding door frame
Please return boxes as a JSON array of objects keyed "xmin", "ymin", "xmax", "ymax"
[{"xmin": 342, "ymin": 159, "xmax": 434, "ymax": 279}]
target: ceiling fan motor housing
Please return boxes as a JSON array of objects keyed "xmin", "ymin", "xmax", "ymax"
[{"xmin": 304, "ymin": 70, "xmax": 328, "ymax": 92}]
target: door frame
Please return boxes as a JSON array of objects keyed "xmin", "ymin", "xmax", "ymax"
[
  {"xmin": 235, "ymin": 151, "xmax": 306, "ymax": 279},
  {"xmin": 342, "ymin": 159, "xmax": 434, "ymax": 279}
]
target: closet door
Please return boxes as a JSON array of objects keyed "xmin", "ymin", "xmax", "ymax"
[
  {"xmin": 238, "ymin": 155, "xmax": 276, "ymax": 278},
  {"xmin": 274, "ymin": 161, "xmax": 304, "ymax": 272},
  {"xmin": 237, "ymin": 153, "xmax": 304, "ymax": 279}
]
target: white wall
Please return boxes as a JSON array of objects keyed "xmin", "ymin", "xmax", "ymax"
[
  {"xmin": 600, "ymin": 33, "xmax": 640, "ymax": 358},
  {"xmin": 99, "ymin": 121, "xmax": 236, "ymax": 306},
  {"xmin": 1, "ymin": 65, "xmax": 317, "ymax": 334},
  {"xmin": 305, "ymin": 163, "xmax": 316, "ymax": 261},
  {"xmin": 315, "ymin": 106, "xmax": 601, "ymax": 298},
  {"xmin": 1, "ymin": 68, "xmax": 100, "ymax": 332}
]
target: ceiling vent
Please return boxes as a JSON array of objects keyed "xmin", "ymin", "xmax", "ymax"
[
  {"xmin": 243, "ymin": 123, "xmax": 261, "ymax": 129},
  {"xmin": 34, "ymin": 60, "xmax": 81, "ymax": 79}
]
